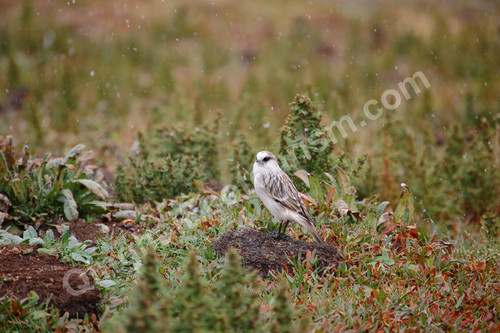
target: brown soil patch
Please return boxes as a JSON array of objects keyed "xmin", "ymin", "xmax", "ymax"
[
  {"xmin": 70, "ymin": 219, "xmax": 104, "ymax": 243},
  {"xmin": 37, "ymin": 217, "xmax": 144, "ymax": 245},
  {"xmin": 214, "ymin": 228, "xmax": 344, "ymax": 277},
  {"xmin": 0, "ymin": 245, "xmax": 101, "ymax": 318},
  {"xmin": 71, "ymin": 217, "xmax": 144, "ymax": 243}
]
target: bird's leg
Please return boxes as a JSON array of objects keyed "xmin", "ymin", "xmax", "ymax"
[
  {"xmin": 277, "ymin": 221, "xmax": 283, "ymax": 234},
  {"xmin": 272, "ymin": 221, "xmax": 285, "ymax": 239},
  {"xmin": 280, "ymin": 220, "xmax": 290, "ymax": 236}
]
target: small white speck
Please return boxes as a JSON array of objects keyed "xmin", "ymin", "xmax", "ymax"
[{"xmin": 90, "ymin": 70, "xmax": 95, "ymax": 77}]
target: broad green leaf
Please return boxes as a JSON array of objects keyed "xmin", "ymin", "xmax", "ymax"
[
  {"xmin": 23, "ymin": 226, "xmax": 38, "ymax": 239},
  {"xmin": 334, "ymin": 166, "xmax": 355, "ymax": 197},
  {"xmin": 74, "ymin": 179, "xmax": 109, "ymax": 199},
  {"xmin": 45, "ymin": 230, "xmax": 55, "ymax": 243},
  {"xmin": 294, "ymin": 170, "xmax": 310, "ymax": 188},
  {"xmin": 394, "ymin": 184, "xmax": 414, "ymax": 225},
  {"xmin": 61, "ymin": 226, "xmax": 70, "ymax": 244},
  {"xmin": 67, "ymin": 236, "xmax": 80, "ymax": 249},
  {"xmin": 38, "ymin": 248, "xmax": 56, "ymax": 255},
  {"xmin": 59, "ymin": 189, "xmax": 79, "ymax": 221},
  {"xmin": 375, "ymin": 201, "xmax": 390, "ymax": 220},
  {"xmin": 70, "ymin": 252, "xmax": 89, "ymax": 264},
  {"xmin": 98, "ymin": 280, "xmax": 117, "ymax": 288},
  {"xmin": 308, "ymin": 174, "xmax": 322, "ymax": 202},
  {"xmin": 0, "ymin": 230, "xmax": 23, "ymax": 245},
  {"xmin": 62, "ymin": 144, "xmax": 86, "ymax": 164},
  {"xmin": 28, "ymin": 237, "xmax": 44, "ymax": 246},
  {"xmin": 85, "ymin": 246, "xmax": 97, "ymax": 255},
  {"xmin": 402, "ymin": 208, "xmax": 410, "ymax": 224}
]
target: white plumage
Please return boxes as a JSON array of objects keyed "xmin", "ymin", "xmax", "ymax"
[{"xmin": 253, "ymin": 150, "xmax": 323, "ymax": 243}]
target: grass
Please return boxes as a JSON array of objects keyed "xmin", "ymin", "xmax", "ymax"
[
  {"xmin": 3, "ymin": 184, "xmax": 499, "ymax": 331},
  {"xmin": 0, "ymin": 0, "xmax": 499, "ymax": 331}
]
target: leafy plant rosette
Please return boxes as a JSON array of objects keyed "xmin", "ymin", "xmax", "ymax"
[
  {"xmin": 0, "ymin": 137, "xmax": 109, "ymax": 226},
  {"xmin": 0, "ymin": 225, "xmax": 96, "ymax": 265}
]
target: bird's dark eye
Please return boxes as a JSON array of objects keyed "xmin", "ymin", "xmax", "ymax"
[{"xmin": 263, "ymin": 156, "xmax": 270, "ymax": 162}]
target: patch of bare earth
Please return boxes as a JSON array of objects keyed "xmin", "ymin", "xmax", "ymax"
[
  {"xmin": 36, "ymin": 217, "xmax": 144, "ymax": 246},
  {"xmin": 0, "ymin": 245, "xmax": 101, "ymax": 318}
]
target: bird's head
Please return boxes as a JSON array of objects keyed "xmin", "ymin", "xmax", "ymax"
[{"xmin": 254, "ymin": 150, "xmax": 280, "ymax": 170}]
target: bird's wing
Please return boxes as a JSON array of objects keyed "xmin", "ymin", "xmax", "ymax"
[{"xmin": 262, "ymin": 171, "xmax": 314, "ymax": 223}]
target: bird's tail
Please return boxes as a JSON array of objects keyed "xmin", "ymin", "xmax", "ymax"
[
  {"xmin": 309, "ymin": 226, "xmax": 324, "ymax": 244},
  {"xmin": 300, "ymin": 216, "xmax": 324, "ymax": 244}
]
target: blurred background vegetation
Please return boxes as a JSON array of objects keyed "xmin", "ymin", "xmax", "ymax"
[{"xmin": 1, "ymin": 0, "xmax": 499, "ymax": 236}]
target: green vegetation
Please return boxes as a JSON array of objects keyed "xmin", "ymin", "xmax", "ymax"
[
  {"xmin": 0, "ymin": 0, "xmax": 499, "ymax": 331},
  {"xmin": 0, "ymin": 226, "xmax": 97, "ymax": 265},
  {"xmin": 115, "ymin": 118, "xmax": 220, "ymax": 203},
  {"xmin": 105, "ymin": 249, "xmax": 307, "ymax": 333},
  {"xmin": 1, "ymin": 173, "xmax": 499, "ymax": 331},
  {"xmin": 0, "ymin": 291, "xmax": 89, "ymax": 332},
  {"xmin": 0, "ymin": 137, "xmax": 108, "ymax": 225},
  {"xmin": 278, "ymin": 94, "xmax": 336, "ymax": 187}
]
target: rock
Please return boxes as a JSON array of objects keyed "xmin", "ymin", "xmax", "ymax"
[{"xmin": 214, "ymin": 227, "xmax": 344, "ymax": 277}]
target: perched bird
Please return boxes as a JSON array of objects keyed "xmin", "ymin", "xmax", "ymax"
[{"xmin": 253, "ymin": 150, "xmax": 323, "ymax": 243}]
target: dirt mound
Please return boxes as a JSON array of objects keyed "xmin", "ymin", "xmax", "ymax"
[
  {"xmin": 214, "ymin": 228, "xmax": 344, "ymax": 276},
  {"xmin": 0, "ymin": 245, "xmax": 101, "ymax": 318}
]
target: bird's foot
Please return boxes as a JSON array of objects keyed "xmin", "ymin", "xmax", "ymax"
[
  {"xmin": 270, "ymin": 231, "xmax": 281, "ymax": 239},
  {"xmin": 270, "ymin": 232, "xmax": 292, "ymax": 241}
]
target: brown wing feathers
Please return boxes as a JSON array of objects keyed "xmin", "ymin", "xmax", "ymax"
[{"xmin": 263, "ymin": 172, "xmax": 314, "ymax": 224}]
